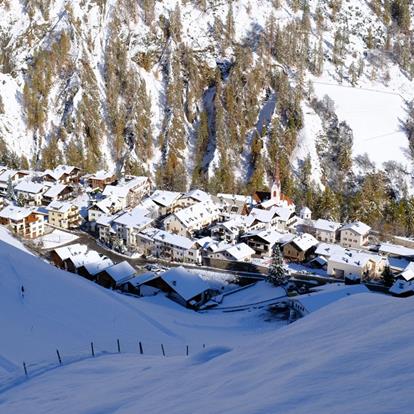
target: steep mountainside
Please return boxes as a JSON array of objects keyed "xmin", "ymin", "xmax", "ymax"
[{"xmin": 1, "ymin": 1, "xmax": 414, "ymax": 219}]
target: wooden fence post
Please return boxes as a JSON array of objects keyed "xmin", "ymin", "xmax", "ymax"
[
  {"xmin": 139, "ymin": 341, "xmax": 143, "ymax": 355},
  {"xmin": 186, "ymin": 345, "xmax": 189, "ymax": 356},
  {"xmin": 23, "ymin": 361, "xmax": 28, "ymax": 377},
  {"xmin": 91, "ymin": 342, "xmax": 95, "ymax": 357},
  {"xmin": 56, "ymin": 349, "xmax": 62, "ymax": 365},
  {"xmin": 161, "ymin": 344, "xmax": 165, "ymax": 357},
  {"xmin": 117, "ymin": 339, "xmax": 121, "ymax": 353}
]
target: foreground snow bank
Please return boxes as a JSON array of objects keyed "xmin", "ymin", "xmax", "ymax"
[{"xmin": 1, "ymin": 293, "xmax": 412, "ymax": 414}]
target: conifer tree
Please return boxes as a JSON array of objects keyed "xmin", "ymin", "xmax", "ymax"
[{"xmin": 268, "ymin": 244, "xmax": 287, "ymax": 286}]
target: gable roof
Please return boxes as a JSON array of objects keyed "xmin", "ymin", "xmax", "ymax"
[
  {"xmin": 43, "ymin": 183, "xmax": 69, "ymax": 198},
  {"xmin": 160, "ymin": 267, "xmax": 210, "ymax": 301},
  {"xmin": 290, "ymin": 233, "xmax": 319, "ymax": 252},
  {"xmin": 150, "ymin": 190, "xmax": 182, "ymax": 207},
  {"xmin": 182, "ymin": 189, "xmax": 211, "ymax": 203},
  {"xmin": 152, "ymin": 229, "xmax": 196, "ymax": 250},
  {"xmin": 340, "ymin": 221, "xmax": 371, "ymax": 236},
  {"xmin": 224, "ymin": 243, "xmax": 255, "ymax": 261},
  {"xmin": 313, "ymin": 218, "xmax": 341, "ymax": 233},
  {"xmin": 172, "ymin": 200, "xmax": 220, "ymax": 228},
  {"xmin": 53, "ymin": 243, "xmax": 88, "ymax": 261},
  {"xmin": 103, "ymin": 261, "xmax": 136, "ymax": 283},
  {"xmin": 0, "ymin": 205, "xmax": 33, "ymax": 221},
  {"xmin": 113, "ymin": 207, "xmax": 153, "ymax": 229},
  {"xmin": 15, "ymin": 181, "xmax": 44, "ymax": 194}
]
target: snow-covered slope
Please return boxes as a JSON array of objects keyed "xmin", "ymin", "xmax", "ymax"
[
  {"xmin": 1, "ymin": 293, "xmax": 413, "ymax": 414},
  {"xmin": 0, "ymin": 236, "xmax": 281, "ymax": 381}
]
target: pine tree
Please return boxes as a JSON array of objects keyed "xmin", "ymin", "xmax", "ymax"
[
  {"xmin": 382, "ymin": 265, "xmax": 394, "ymax": 287},
  {"xmin": 6, "ymin": 176, "xmax": 15, "ymax": 201},
  {"xmin": 268, "ymin": 244, "xmax": 287, "ymax": 286}
]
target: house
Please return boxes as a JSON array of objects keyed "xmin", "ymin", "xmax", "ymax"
[
  {"xmin": 137, "ymin": 228, "xmax": 202, "ymax": 264},
  {"xmin": 102, "ymin": 176, "xmax": 151, "ymax": 209},
  {"xmin": 88, "ymin": 196, "xmax": 123, "ymax": 230},
  {"xmin": 14, "ymin": 181, "xmax": 45, "ymax": 206},
  {"xmin": 339, "ymin": 221, "xmax": 371, "ymax": 248},
  {"xmin": 89, "ymin": 171, "xmax": 117, "ymax": 190},
  {"xmin": 0, "ymin": 169, "xmax": 29, "ymax": 193},
  {"xmin": 138, "ymin": 267, "xmax": 217, "ymax": 309},
  {"xmin": 314, "ymin": 242, "xmax": 347, "ymax": 260},
  {"xmin": 47, "ymin": 201, "xmax": 81, "ymax": 229},
  {"xmin": 0, "ymin": 205, "xmax": 44, "ymax": 238},
  {"xmin": 163, "ymin": 200, "xmax": 221, "ymax": 238},
  {"xmin": 42, "ymin": 183, "xmax": 74, "ymax": 204},
  {"xmin": 378, "ymin": 242, "xmax": 414, "ymax": 272},
  {"xmin": 150, "ymin": 190, "xmax": 183, "ymax": 216},
  {"xmin": 96, "ymin": 261, "xmax": 136, "ymax": 289},
  {"xmin": 327, "ymin": 251, "xmax": 387, "ymax": 280},
  {"xmin": 215, "ymin": 193, "xmax": 251, "ymax": 216},
  {"xmin": 207, "ymin": 242, "xmax": 255, "ymax": 262},
  {"xmin": 63, "ymin": 250, "xmax": 103, "ymax": 274},
  {"xmin": 389, "ymin": 263, "xmax": 414, "ymax": 297},
  {"xmin": 77, "ymin": 257, "xmax": 114, "ymax": 281},
  {"xmin": 98, "ymin": 207, "xmax": 153, "ymax": 248},
  {"xmin": 288, "ymin": 284, "xmax": 370, "ymax": 318},
  {"xmin": 49, "ymin": 243, "xmax": 88, "ymax": 268},
  {"xmin": 241, "ymin": 229, "xmax": 294, "ymax": 257},
  {"xmin": 210, "ymin": 215, "xmax": 251, "ymax": 242},
  {"xmin": 43, "ymin": 165, "xmax": 81, "ymax": 184},
  {"xmin": 120, "ymin": 272, "xmax": 159, "ymax": 296},
  {"xmin": 313, "ymin": 219, "xmax": 341, "ymax": 243},
  {"xmin": 176, "ymin": 189, "xmax": 212, "ymax": 209},
  {"xmin": 282, "ymin": 233, "xmax": 319, "ymax": 262},
  {"xmin": 247, "ymin": 206, "xmax": 296, "ymax": 232}
]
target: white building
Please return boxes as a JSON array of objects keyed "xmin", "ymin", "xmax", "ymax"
[
  {"xmin": 313, "ymin": 218, "xmax": 341, "ymax": 243},
  {"xmin": 0, "ymin": 205, "xmax": 45, "ymax": 238},
  {"xmin": 207, "ymin": 242, "xmax": 255, "ymax": 262},
  {"xmin": 150, "ymin": 190, "xmax": 182, "ymax": 216},
  {"xmin": 339, "ymin": 221, "xmax": 371, "ymax": 248},
  {"xmin": 14, "ymin": 181, "xmax": 45, "ymax": 206},
  {"xmin": 327, "ymin": 250, "xmax": 387, "ymax": 280},
  {"xmin": 163, "ymin": 200, "xmax": 221, "ymax": 237}
]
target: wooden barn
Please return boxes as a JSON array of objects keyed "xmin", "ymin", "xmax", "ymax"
[{"xmin": 96, "ymin": 261, "xmax": 136, "ymax": 289}]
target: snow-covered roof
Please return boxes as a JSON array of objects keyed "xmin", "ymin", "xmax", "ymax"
[
  {"xmin": 379, "ymin": 243, "xmax": 414, "ymax": 258},
  {"xmin": 113, "ymin": 207, "xmax": 153, "ymax": 230},
  {"xmin": 152, "ymin": 229, "xmax": 196, "ymax": 250},
  {"xmin": 48, "ymin": 200, "xmax": 75, "ymax": 213},
  {"xmin": 15, "ymin": 181, "xmax": 44, "ymax": 194},
  {"xmin": 0, "ymin": 205, "xmax": 33, "ymax": 221},
  {"xmin": 315, "ymin": 242, "xmax": 346, "ymax": 258},
  {"xmin": 248, "ymin": 207, "xmax": 278, "ymax": 224},
  {"xmin": 290, "ymin": 233, "xmax": 319, "ymax": 252},
  {"xmin": 90, "ymin": 170, "xmax": 114, "ymax": 181},
  {"xmin": 150, "ymin": 190, "xmax": 182, "ymax": 207},
  {"xmin": 53, "ymin": 243, "xmax": 88, "ymax": 261},
  {"xmin": 340, "ymin": 221, "xmax": 371, "ymax": 236},
  {"xmin": 313, "ymin": 218, "xmax": 341, "ymax": 233},
  {"xmin": 69, "ymin": 250, "xmax": 102, "ymax": 269},
  {"xmin": 216, "ymin": 193, "xmax": 251, "ymax": 204},
  {"xmin": 300, "ymin": 207, "xmax": 312, "ymax": 215},
  {"xmin": 102, "ymin": 185, "xmax": 130, "ymax": 198},
  {"xmin": 389, "ymin": 279, "xmax": 414, "ymax": 295},
  {"xmin": 83, "ymin": 257, "xmax": 114, "ymax": 276},
  {"xmin": 0, "ymin": 169, "xmax": 18, "ymax": 183},
  {"xmin": 124, "ymin": 272, "xmax": 158, "ymax": 287},
  {"xmin": 224, "ymin": 243, "xmax": 255, "ymax": 261},
  {"xmin": 329, "ymin": 250, "xmax": 385, "ymax": 268},
  {"xmin": 43, "ymin": 165, "xmax": 78, "ymax": 181},
  {"xmin": 182, "ymin": 189, "xmax": 211, "ymax": 203},
  {"xmin": 399, "ymin": 262, "xmax": 414, "ymax": 281},
  {"xmin": 43, "ymin": 183, "xmax": 68, "ymax": 198},
  {"xmin": 172, "ymin": 200, "xmax": 220, "ymax": 228},
  {"xmin": 90, "ymin": 197, "xmax": 120, "ymax": 215},
  {"xmin": 103, "ymin": 261, "xmax": 136, "ymax": 283},
  {"xmin": 243, "ymin": 228, "xmax": 284, "ymax": 245},
  {"xmin": 292, "ymin": 284, "xmax": 370, "ymax": 313},
  {"xmin": 160, "ymin": 267, "xmax": 210, "ymax": 301},
  {"xmin": 212, "ymin": 215, "xmax": 250, "ymax": 234}
]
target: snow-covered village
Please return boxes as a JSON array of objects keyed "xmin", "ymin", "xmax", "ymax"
[{"xmin": 1, "ymin": 0, "xmax": 414, "ymax": 413}]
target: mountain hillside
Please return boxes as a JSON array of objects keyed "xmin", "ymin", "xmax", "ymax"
[{"xmin": 2, "ymin": 0, "xmax": 414, "ymax": 229}]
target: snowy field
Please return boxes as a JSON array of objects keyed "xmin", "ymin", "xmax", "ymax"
[
  {"xmin": 0, "ymin": 293, "xmax": 413, "ymax": 414},
  {"xmin": 0, "ymin": 236, "xmax": 283, "ymax": 387},
  {"xmin": 313, "ymin": 81, "xmax": 410, "ymax": 168},
  {"xmin": 33, "ymin": 228, "xmax": 79, "ymax": 250}
]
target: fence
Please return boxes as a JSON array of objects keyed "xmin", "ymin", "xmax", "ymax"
[{"xmin": 0, "ymin": 338, "xmax": 208, "ymax": 394}]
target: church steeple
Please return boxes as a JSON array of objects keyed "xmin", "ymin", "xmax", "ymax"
[{"xmin": 271, "ymin": 160, "xmax": 281, "ymax": 203}]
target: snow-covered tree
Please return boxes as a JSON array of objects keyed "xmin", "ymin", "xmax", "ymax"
[
  {"xmin": 6, "ymin": 176, "xmax": 15, "ymax": 201},
  {"xmin": 268, "ymin": 244, "xmax": 287, "ymax": 286}
]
